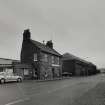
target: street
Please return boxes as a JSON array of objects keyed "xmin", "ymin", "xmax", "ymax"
[{"xmin": 0, "ymin": 74, "xmax": 105, "ymax": 105}]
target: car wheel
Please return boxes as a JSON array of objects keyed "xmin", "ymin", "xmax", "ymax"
[
  {"xmin": 17, "ymin": 78, "xmax": 22, "ymax": 82},
  {"xmin": 0, "ymin": 78, "xmax": 5, "ymax": 84}
]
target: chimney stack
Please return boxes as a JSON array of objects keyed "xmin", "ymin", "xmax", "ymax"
[
  {"xmin": 23, "ymin": 29, "xmax": 31, "ymax": 41},
  {"xmin": 46, "ymin": 40, "xmax": 53, "ymax": 49}
]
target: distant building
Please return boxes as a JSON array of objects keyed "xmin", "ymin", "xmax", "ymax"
[
  {"xmin": 0, "ymin": 58, "xmax": 18, "ymax": 73},
  {"xmin": 0, "ymin": 58, "xmax": 33, "ymax": 79},
  {"xmin": 21, "ymin": 29, "xmax": 62, "ymax": 80},
  {"xmin": 62, "ymin": 53, "xmax": 97, "ymax": 76},
  {"xmin": 98, "ymin": 68, "xmax": 105, "ymax": 73}
]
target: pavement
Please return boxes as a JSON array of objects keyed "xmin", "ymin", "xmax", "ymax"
[{"xmin": 0, "ymin": 73, "xmax": 105, "ymax": 105}]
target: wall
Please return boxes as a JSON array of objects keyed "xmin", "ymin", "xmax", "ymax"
[
  {"xmin": 21, "ymin": 40, "xmax": 40, "ymax": 79},
  {"xmin": 13, "ymin": 63, "xmax": 33, "ymax": 79},
  {"xmin": 62, "ymin": 60, "xmax": 75, "ymax": 75},
  {"xmin": 39, "ymin": 52, "xmax": 62, "ymax": 80},
  {"xmin": 21, "ymin": 40, "xmax": 39, "ymax": 63}
]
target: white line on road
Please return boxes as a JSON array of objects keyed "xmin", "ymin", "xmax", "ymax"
[{"xmin": 5, "ymin": 98, "xmax": 30, "ymax": 105}]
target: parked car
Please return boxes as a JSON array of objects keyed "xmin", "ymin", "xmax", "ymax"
[
  {"xmin": 62, "ymin": 72, "xmax": 72, "ymax": 77},
  {"xmin": 0, "ymin": 72, "xmax": 23, "ymax": 84}
]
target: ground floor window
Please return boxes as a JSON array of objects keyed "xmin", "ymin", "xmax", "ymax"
[
  {"xmin": 24, "ymin": 69, "xmax": 29, "ymax": 75},
  {"xmin": 0, "ymin": 68, "xmax": 3, "ymax": 72}
]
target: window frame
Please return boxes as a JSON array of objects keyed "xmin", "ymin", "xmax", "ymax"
[
  {"xmin": 44, "ymin": 54, "xmax": 48, "ymax": 62},
  {"xmin": 34, "ymin": 53, "xmax": 38, "ymax": 61},
  {"xmin": 52, "ymin": 56, "xmax": 55, "ymax": 64}
]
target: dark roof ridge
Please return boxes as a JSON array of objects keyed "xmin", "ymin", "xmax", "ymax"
[{"xmin": 63, "ymin": 53, "xmax": 93, "ymax": 65}]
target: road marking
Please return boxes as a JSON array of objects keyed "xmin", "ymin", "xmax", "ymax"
[{"xmin": 5, "ymin": 98, "xmax": 30, "ymax": 105}]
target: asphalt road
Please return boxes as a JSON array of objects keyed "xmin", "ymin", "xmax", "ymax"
[{"xmin": 0, "ymin": 74, "xmax": 105, "ymax": 105}]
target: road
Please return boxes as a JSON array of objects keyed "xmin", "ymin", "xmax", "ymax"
[{"xmin": 0, "ymin": 74, "xmax": 105, "ymax": 105}]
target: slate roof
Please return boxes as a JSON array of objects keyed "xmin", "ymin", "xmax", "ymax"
[
  {"xmin": 31, "ymin": 39, "xmax": 61, "ymax": 56},
  {"xmin": 63, "ymin": 53, "xmax": 92, "ymax": 65}
]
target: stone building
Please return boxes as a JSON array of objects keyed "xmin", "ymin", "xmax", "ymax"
[
  {"xmin": 62, "ymin": 53, "xmax": 97, "ymax": 76},
  {"xmin": 21, "ymin": 29, "xmax": 62, "ymax": 80}
]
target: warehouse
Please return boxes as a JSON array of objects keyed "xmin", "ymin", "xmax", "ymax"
[{"xmin": 62, "ymin": 53, "xmax": 97, "ymax": 76}]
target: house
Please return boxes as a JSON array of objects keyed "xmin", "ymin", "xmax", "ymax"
[
  {"xmin": 62, "ymin": 53, "xmax": 97, "ymax": 76},
  {"xmin": 20, "ymin": 29, "xmax": 62, "ymax": 80}
]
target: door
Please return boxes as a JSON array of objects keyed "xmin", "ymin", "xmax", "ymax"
[
  {"xmin": 5, "ymin": 73, "xmax": 13, "ymax": 81},
  {"xmin": 33, "ymin": 68, "xmax": 38, "ymax": 79},
  {"xmin": 52, "ymin": 68, "xmax": 55, "ymax": 78}
]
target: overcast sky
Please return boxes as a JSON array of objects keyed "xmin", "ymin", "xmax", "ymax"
[{"xmin": 0, "ymin": 0, "xmax": 105, "ymax": 68}]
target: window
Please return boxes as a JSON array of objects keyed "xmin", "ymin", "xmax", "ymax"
[
  {"xmin": 57, "ymin": 57, "xmax": 60, "ymax": 65},
  {"xmin": 41, "ymin": 53, "xmax": 48, "ymax": 62},
  {"xmin": 0, "ymin": 68, "xmax": 3, "ymax": 72},
  {"xmin": 44, "ymin": 54, "xmax": 48, "ymax": 62},
  {"xmin": 34, "ymin": 53, "xmax": 37, "ymax": 61},
  {"xmin": 52, "ymin": 56, "xmax": 55, "ymax": 64},
  {"xmin": 24, "ymin": 69, "xmax": 29, "ymax": 75},
  {"xmin": 52, "ymin": 57, "xmax": 60, "ymax": 66}
]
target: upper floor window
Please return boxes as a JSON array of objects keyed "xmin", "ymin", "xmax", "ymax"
[
  {"xmin": 34, "ymin": 53, "xmax": 37, "ymax": 61},
  {"xmin": 52, "ymin": 56, "xmax": 55, "ymax": 64},
  {"xmin": 57, "ymin": 57, "xmax": 60, "ymax": 65},
  {"xmin": 52, "ymin": 56, "xmax": 60, "ymax": 65},
  {"xmin": 44, "ymin": 54, "xmax": 48, "ymax": 62}
]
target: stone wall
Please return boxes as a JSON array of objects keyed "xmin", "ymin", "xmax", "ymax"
[{"xmin": 39, "ymin": 52, "xmax": 62, "ymax": 80}]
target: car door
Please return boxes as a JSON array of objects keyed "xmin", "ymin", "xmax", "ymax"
[
  {"xmin": 11, "ymin": 74, "xmax": 17, "ymax": 81},
  {"xmin": 5, "ymin": 73, "xmax": 12, "ymax": 82}
]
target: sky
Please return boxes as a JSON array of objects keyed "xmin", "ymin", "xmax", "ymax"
[{"xmin": 0, "ymin": 0, "xmax": 105, "ymax": 68}]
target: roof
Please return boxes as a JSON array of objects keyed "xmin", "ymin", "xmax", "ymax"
[
  {"xmin": 0, "ymin": 58, "xmax": 20, "ymax": 65},
  {"xmin": 30, "ymin": 39, "xmax": 61, "ymax": 56},
  {"xmin": 0, "ymin": 58, "xmax": 19, "ymax": 61},
  {"xmin": 63, "ymin": 53, "xmax": 92, "ymax": 65}
]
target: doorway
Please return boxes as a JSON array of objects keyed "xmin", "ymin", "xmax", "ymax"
[
  {"xmin": 33, "ymin": 68, "xmax": 38, "ymax": 80},
  {"xmin": 52, "ymin": 68, "xmax": 55, "ymax": 79}
]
